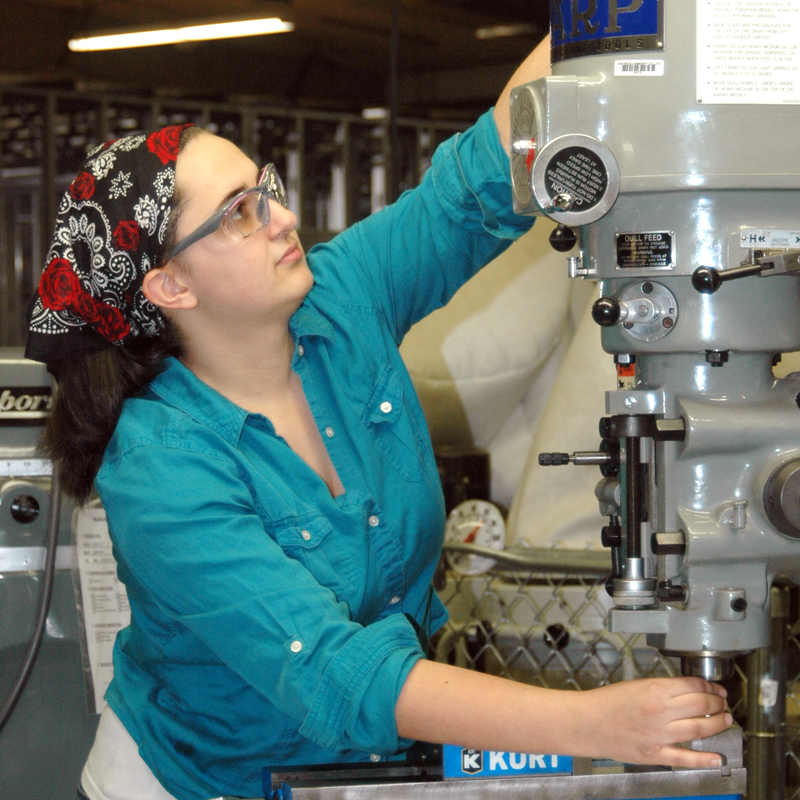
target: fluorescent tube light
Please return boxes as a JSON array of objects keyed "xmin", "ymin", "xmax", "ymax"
[
  {"xmin": 475, "ymin": 24, "xmax": 536, "ymax": 40},
  {"xmin": 68, "ymin": 18, "xmax": 294, "ymax": 52}
]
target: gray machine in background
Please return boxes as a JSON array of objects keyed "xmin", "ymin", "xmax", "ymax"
[
  {"xmin": 0, "ymin": 348, "xmax": 97, "ymax": 797},
  {"xmin": 514, "ymin": 0, "xmax": 800, "ymax": 684}
]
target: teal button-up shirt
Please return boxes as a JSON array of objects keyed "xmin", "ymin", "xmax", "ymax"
[{"xmin": 96, "ymin": 109, "xmax": 534, "ymax": 800}]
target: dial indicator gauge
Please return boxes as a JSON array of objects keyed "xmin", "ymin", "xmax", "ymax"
[{"xmin": 444, "ymin": 500, "xmax": 506, "ymax": 576}]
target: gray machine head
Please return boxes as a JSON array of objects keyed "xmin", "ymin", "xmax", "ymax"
[{"xmin": 515, "ymin": 0, "xmax": 800, "ymax": 681}]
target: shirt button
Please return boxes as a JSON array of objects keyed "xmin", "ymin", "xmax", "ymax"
[
  {"xmin": 298, "ymin": 344, "xmax": 305, "ymax": 356},
  {"xmin": 380, "ymin": 401, "xmax": 392, "ymax": 414},
  {"xmin": 368, "ymin": 515, "xmax": 380, "ymax": 527},
  {"xmin": 370, "ymin": 754, "xmax": 381, "ymax": 763},
  {"xmin": 290, "ymin": 640, "xmax": 303, "ymax": 653},
  {"xmin": 301, "ymin": 530, "xmax": 311, "ymax": 541},
  {"xmin": 325, "ymin": 426, "xmax": 334, "ymax": 438},
  {"xmin": 389, "ymin": 596, "xmax": 400, "ymax": 605}
]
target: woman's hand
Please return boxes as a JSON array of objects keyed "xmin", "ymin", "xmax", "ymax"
[{"xmin": 572, "ymin": 676, "xmax": 732, "ymax": 768}]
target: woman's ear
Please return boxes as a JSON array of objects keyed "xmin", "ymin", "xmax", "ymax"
[{"xmin": 142, "ymin": 267, "xmax": 197, "ymax": 311}]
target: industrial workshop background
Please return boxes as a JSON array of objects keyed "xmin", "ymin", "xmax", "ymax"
[
  {"xmin": 2, "ymin": 1, "xmax": 800, "ymax": 799},
  {"xmin": 3, "ymin": 83, "xmax": 800, "ymax": 800}
]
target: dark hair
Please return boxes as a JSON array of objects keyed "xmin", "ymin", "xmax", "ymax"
[{"xmin": 41, "ymin": 125, "xmax": 203, "ymax": 503}]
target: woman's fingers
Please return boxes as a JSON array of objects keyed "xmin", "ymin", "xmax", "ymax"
[
  {"xmin": 666, "ymin": 688, "xmax": 728, "ymax": 721},
  {"xmin": 651, "ymin": 743, "xmax": 728, "ymax": 770},
  {"xmin": 666, "ymin": 711, "xmax": 734, "ymax": 747}
]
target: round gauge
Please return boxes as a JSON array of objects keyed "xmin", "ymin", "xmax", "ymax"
[{"xmin": 444, "ymin": 500, "xmax": 506, "ymax": 576}]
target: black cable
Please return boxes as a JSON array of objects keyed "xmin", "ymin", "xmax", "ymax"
[
  {"xmin": 0, "ymin": 464, "xmax": 62, "ymax": 734},
  {"xmin": 388, "ymin": 0, "xmax": 401, "ymax": 204}
]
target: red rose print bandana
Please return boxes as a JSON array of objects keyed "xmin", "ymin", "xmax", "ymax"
[{"xmin": 25, "ymin": 124, "xmax": 191, "ymax": 371}]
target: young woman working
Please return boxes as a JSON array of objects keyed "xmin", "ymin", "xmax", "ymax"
[{"xmin": 26, "ymin": 37, "xmax": 731, "ymax": 800}]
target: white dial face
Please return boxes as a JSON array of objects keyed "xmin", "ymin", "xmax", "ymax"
[{"xmin": 444, "ymin": 500, "xmax": 506, "ymax": 576}]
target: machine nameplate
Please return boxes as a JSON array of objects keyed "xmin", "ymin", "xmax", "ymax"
[
  {"xmin": 442, "ymin": 744, "xmax": 571, "ymax": 779},
  {"xmin": 0, "ymin": 385, "xmax": 52, "ymax": 426},
  {"xmin": 551, "ymin": 0, "xmax": 664, "ymax": 65},
  {"xmin": 616, "ymin": 231, "xmax": 674, "ymax": 269},
  {"xmin": 741, "ymin": 229, "xmax": 800, "ymax": 249}
]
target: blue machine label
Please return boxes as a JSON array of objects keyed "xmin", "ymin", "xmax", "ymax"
[
  {"xmin": 442, "ymin": 744, "xmax": 572, "ymax": 779},
  {"xmin": 551, "ymin": 0, "xmax": 664, "ymax": 64}
]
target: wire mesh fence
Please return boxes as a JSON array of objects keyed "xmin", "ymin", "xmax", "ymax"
[{"xmin": 435, "ymin": 544, "xmax": 800, "ymax": 798}]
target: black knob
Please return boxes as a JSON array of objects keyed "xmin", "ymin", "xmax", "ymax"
[
  {"xmin": 10, "ymin": 494, "xmax": 41, "ymax": 524},
  {"xmin": 549, "ymin": 224, "xmax": 577, "ymax": 252},
  {"xmin": 601, "ymin": 524, "xmax": 622, "ymax": 548},
  {"xmin": 592, "ymin": 296, "xmax": 621, "ymax": 327},
  {"xmin": 538, "ymin": 452, "xmax": 570, "ymax": 466},
  {"xmin": 692, "ymin": 266, "xmax": 722, "ymax": 294},
  {"xmin": 731, "ymin": 597, "xmax": 747, "ymax": 613}
]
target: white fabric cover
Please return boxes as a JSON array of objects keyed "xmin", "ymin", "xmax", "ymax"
[{"xmin": 400, "ymin": 221, "xmax": 612, "ymax": 549}]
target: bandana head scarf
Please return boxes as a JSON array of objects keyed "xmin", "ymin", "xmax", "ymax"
[{"xmin": 25, "ymin": 124, "xmax": 193, "ymax": 370}]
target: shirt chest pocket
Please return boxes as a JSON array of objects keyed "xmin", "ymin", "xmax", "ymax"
[
  {"xmin": 362, "ymin": 365, "xmax": 425, "ymax": 482},
  {"xmin": 273, "ymin": 515, "xmax": 358, "ymax": 602}
]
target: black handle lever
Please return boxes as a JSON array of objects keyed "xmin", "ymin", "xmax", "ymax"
[{"xmin": 692, "ymin": 263, "xmax": 764, "ymax": 294}]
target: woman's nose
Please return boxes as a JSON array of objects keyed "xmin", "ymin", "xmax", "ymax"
[{"xmin": 267, "ymin": 198, "xmax": 298, "ymax": 238}]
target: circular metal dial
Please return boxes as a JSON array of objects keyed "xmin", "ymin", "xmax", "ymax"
[
  {"xmin": 444, "ymin": 500, "xmax": 506, "ymax": 575},
  {"xmin": 618, "ymin": 281, "xmax": 679, "ymax": 342},
  {"xmin": 510, "ymin": 87, "xmax": 537, "ymax": 208}
]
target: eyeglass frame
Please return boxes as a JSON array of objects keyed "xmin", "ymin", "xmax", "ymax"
[{"xmin": 167, "ymin": 163, "xmax": 288, "ymax": 260}]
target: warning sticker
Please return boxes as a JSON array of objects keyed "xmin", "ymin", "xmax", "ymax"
[
  {"xmin": 545, "ymin": 147, "xmax": 608, "ymax": 210},
  {"xmin": 697, "ymin": 1, "xmax": 800, "ymax": 104},
  {"xmin": 616, "ymin": 231, "xmax": 674, "ymax": 269}
]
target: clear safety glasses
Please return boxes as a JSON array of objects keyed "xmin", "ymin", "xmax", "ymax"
[{"xmin": 168, "ymin": 163, "xmax": 289, "ymax": 260}]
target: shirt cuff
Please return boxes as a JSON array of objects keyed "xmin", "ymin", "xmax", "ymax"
[{"xmin": 299, "ymin": 613, "xmax": 424, "ymax": 754}]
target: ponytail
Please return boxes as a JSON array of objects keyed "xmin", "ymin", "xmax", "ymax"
[{"xmin": 41, "ymin": 328, "xmax": 183, "ymax": 503}]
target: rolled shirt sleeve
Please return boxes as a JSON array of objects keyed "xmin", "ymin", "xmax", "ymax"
[{"xmin": 306, "ymin": 109, "xmax": 535, "ymax": 344}]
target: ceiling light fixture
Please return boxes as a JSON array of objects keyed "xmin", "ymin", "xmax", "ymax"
[
  {"xmin": 68, "ymin": 18, "xmax": 294, "ymax": 52},
  {"xmin": 475, "ymin": 24, "xmax": 537, "ymax": 40}
]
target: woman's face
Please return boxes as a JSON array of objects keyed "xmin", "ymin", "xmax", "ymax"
[{"xmin": 170, "ymin": 131, "xmax": 313, "ymax": 328}]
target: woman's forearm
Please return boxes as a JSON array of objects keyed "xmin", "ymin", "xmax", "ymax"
[{"xmin": 395, "ymin": 658, "xmax": 732, "ymax": 768}]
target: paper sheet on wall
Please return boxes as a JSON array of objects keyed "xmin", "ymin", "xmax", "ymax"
[
  {"xmin": 697, "ymin": 0, "xmax": 800, "ymax": 104},
  {"xmin": 73, "ymin": 506, "xmax": 129, "ymax": 713}
]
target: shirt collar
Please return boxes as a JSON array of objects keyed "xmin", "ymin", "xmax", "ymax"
[
  {"xmin": 146, "ymin": 297, "xmax": 335, "ymax": 446},
  {"xmin": 290, "ymin": 296, "xmax": 336, "ymax": 343},
  {"xmin": 149, "ymin": 357, "xmax": 249, "ymax": 445}
]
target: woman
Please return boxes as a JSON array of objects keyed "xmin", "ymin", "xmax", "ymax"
[{"xmin": 26, "ymin": 39, "xmax": 731, "ymax": 800}]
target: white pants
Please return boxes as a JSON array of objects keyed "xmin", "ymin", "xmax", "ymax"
[{"xmin": 81, "ymin": 706, "xmax": 224, "ymax": 800}]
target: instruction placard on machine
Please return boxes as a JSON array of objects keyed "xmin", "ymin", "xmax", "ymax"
[
  {"xmin": 697, "ymin": 0, "xmax": 800, "ymax": 105},
  {"xmin": 741, "ymin": 229, "xmax": 800, "ymax": 249},
  {"xmin": 616, "ymin": 231, "xmax": 675, "ymax": 269},
  {"xmin": 74, "ymin": 506, "xmax": 130, "ymax": 713}
]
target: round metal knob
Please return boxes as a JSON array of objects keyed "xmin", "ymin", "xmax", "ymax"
[
  {"xmin": 692, "ymin": 266, "xmax": 722, "ymax": 294},
  {"xmin": 592, "ymin": 296, "xmax": 621, "ymax": 327},
  {"xmin": 10, "ymin": 494, "xmax": 41, "ymax": 524}
]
